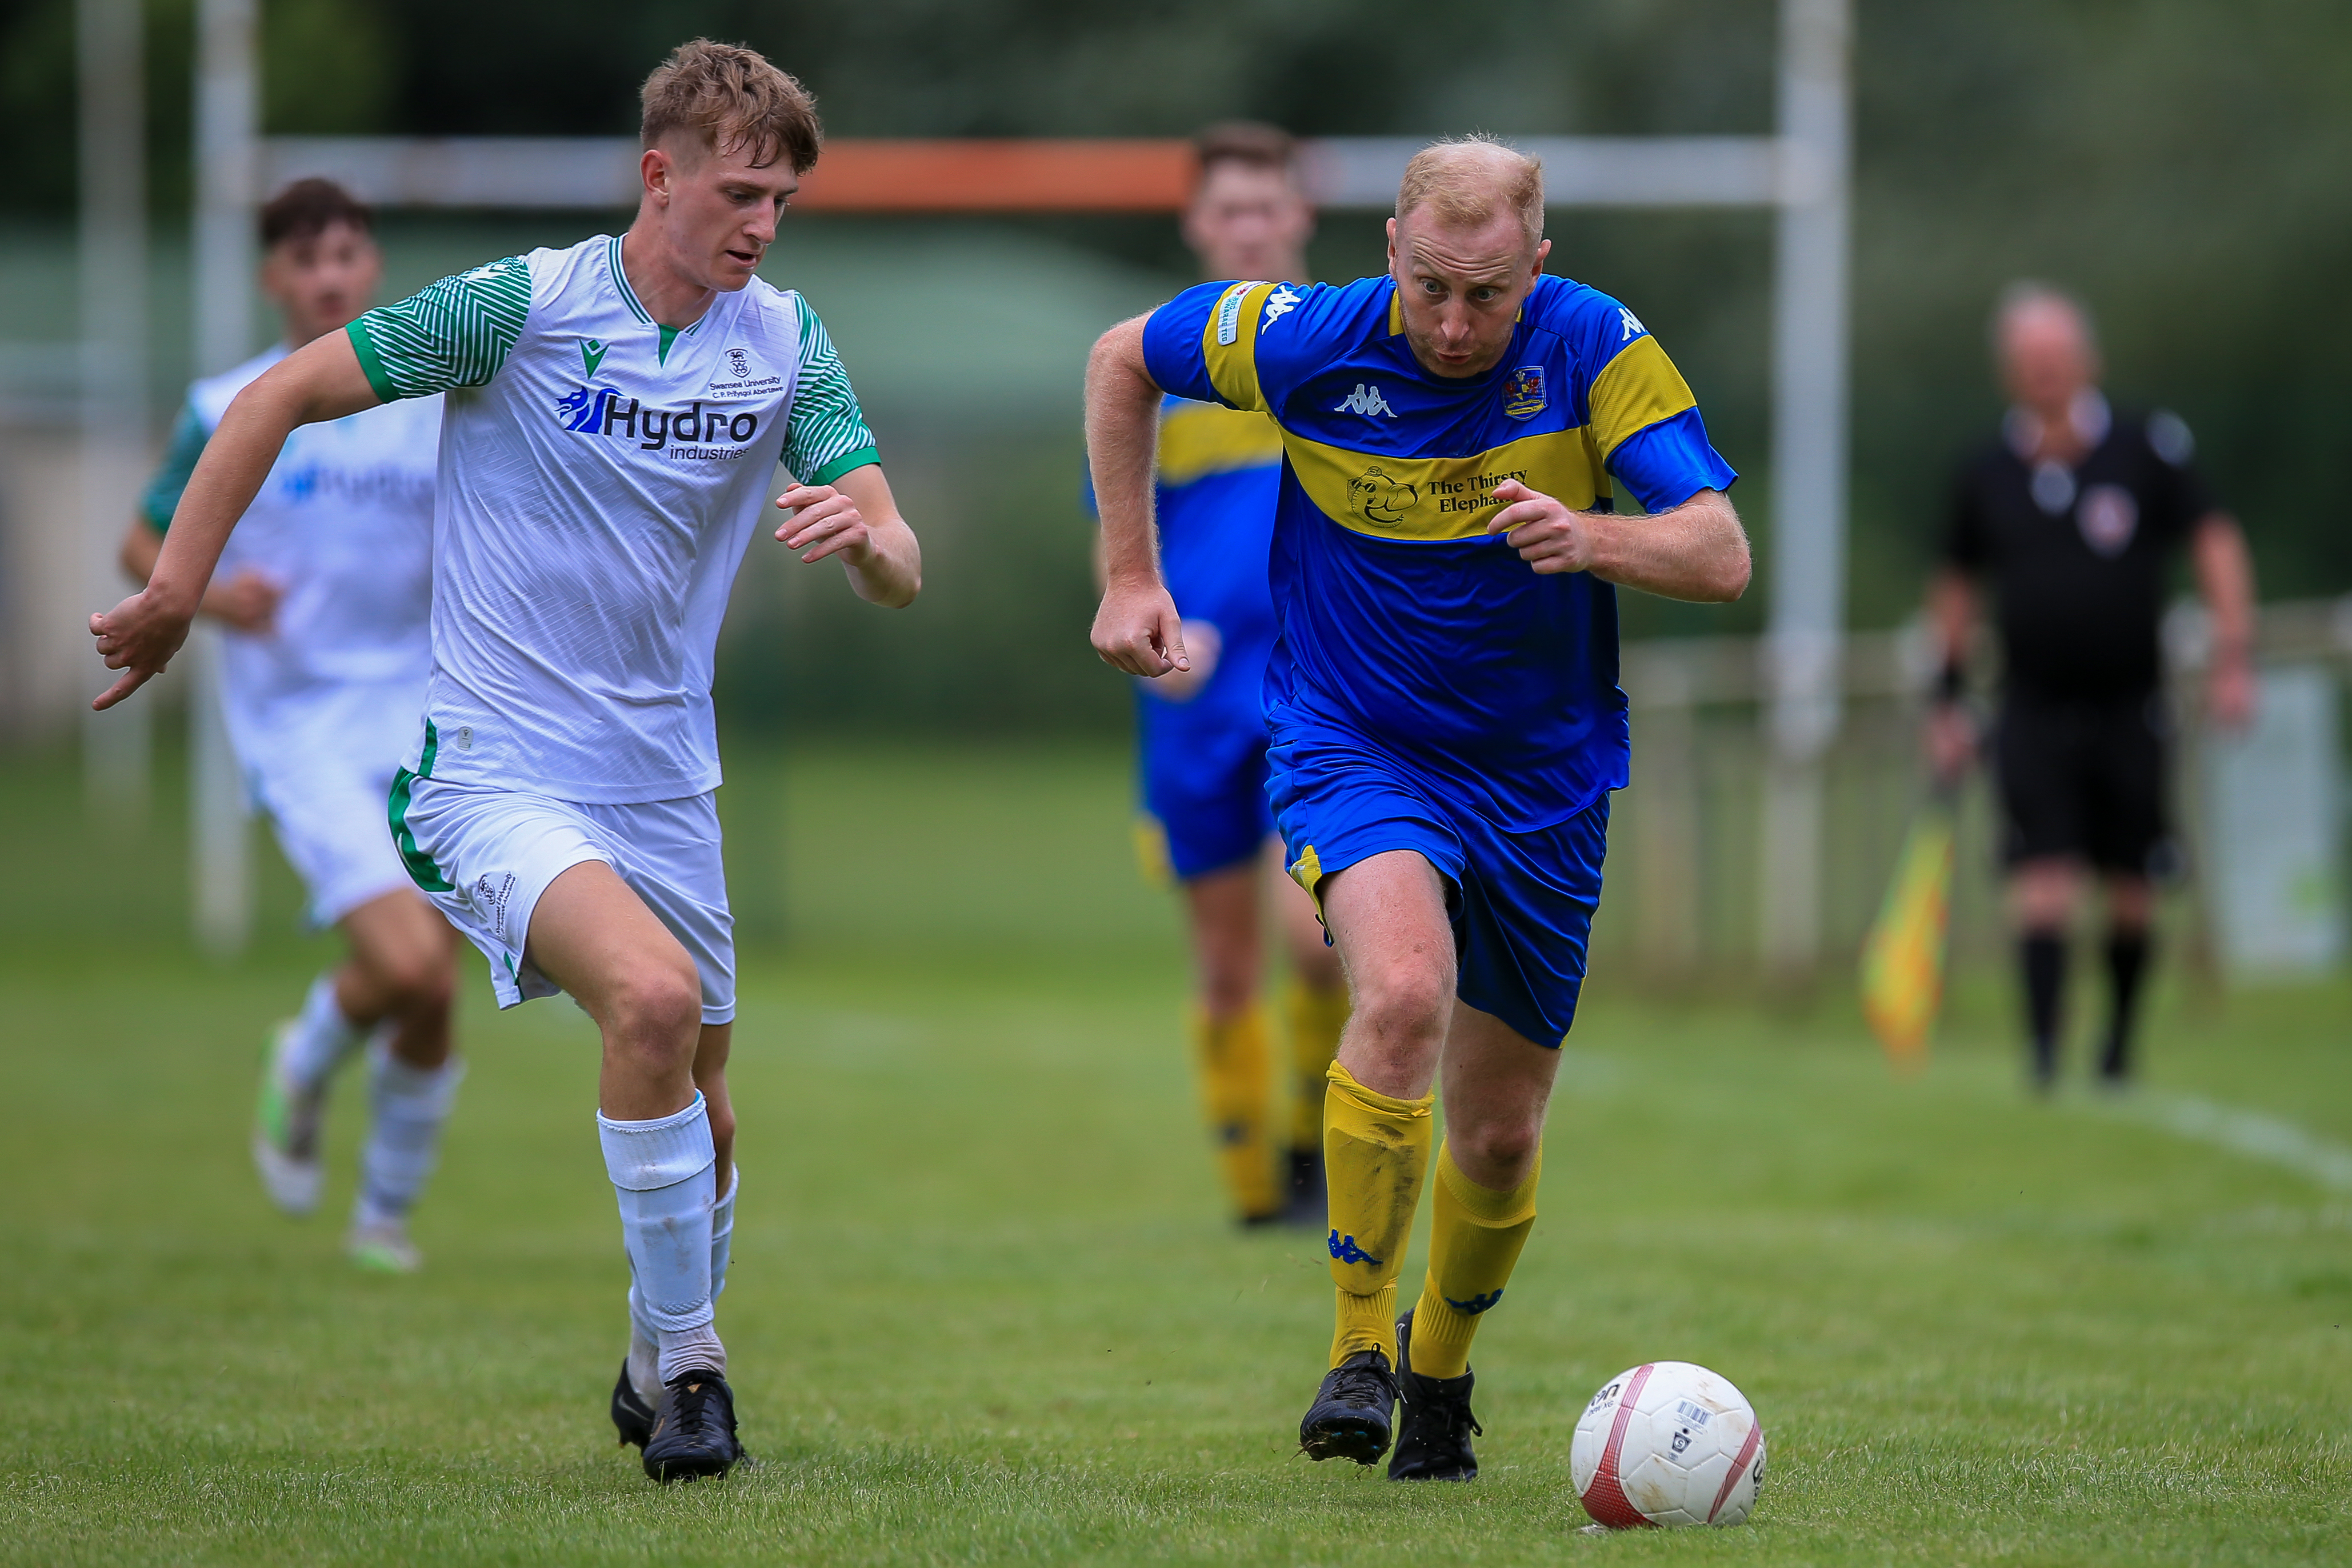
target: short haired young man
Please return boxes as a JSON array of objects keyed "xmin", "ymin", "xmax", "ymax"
[
  {"xmin": 1089, "ymin": 123, "xmax": 1348, "ymax": 1229},
  {"xmin": 1925, "ymin": 284, "xmax": 2255, "ymax": 1090},
  {"xmin": 93, "ymin": 41, "xmax": 921, "ymax": 1482},
  {"xmin": 1088, "ymin": 138, "xmax": 1749, "ymax": 1480},
  {"xmin": 122, "ymin": 178, "xmax": 459, "ymax": 1275}
]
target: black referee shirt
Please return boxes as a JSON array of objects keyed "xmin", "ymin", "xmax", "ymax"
[{"xmin": 1944, "ymin": 396, "xmax": 2215, "ymax": 702}]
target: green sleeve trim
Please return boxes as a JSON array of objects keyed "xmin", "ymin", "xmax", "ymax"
[
  {"xmin": 346, "ymin": 319, "xmax": 399, "ymax": 405},
  {"xmin": 782, "ymin": 294, "xmax": 881, "ymax": 483},
  {"xmin": 139, "ymin": 402, "xmax": 212, "ymax": 533},
  {"xmin": 347, "ymin": 255, "xmax": 532, "ymax": 399},
  {"xmin": 806, "ymin": 449, "xmax": 879, "ymax": 487}
]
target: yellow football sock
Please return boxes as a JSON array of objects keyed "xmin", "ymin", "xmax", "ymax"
[
  {"xmin": 1409, "ymin": 1142, "xmax": 1541, "ymax": 1381},
  {"xmin": 1190, "ymin": 1006, "xmax": 1278, "ymax": 1220},
  {"xmin": 1322, "ymin": 1059, "xmax": 1434, "ymax": 1367},
  {"xmin": 1283, "ymin": 977, "xmax": 1350, "ymax": 1153}
]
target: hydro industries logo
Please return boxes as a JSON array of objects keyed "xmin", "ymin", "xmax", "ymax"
[{"xmin": 554, "ymin": 386, "xmax": 761, "ymax": 454}]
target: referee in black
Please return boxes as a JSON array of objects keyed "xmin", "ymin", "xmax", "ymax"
[{"xmin": 1926, "ymin": 283, "xmax": 2255, "ymax": 1090}]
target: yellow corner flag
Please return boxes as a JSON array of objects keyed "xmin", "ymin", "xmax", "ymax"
[{"xmin": 1859, "ymin": 793, "xmax": 1957, "ymax": 1070}]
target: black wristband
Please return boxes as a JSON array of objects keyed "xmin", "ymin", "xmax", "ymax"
[{"xmin": 1934, "ymin": 662, "xmax": 1966, "ymax": 703}]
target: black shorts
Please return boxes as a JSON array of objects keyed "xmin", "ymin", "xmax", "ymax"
[{"xmin": 1994, "ymin": 691, "xmax": 2171, "ymax": 875}]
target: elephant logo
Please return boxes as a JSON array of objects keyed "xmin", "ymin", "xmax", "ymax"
[{"xmin": 1348, "ymin": 466, "xmax": 1418, "ymax": 527}]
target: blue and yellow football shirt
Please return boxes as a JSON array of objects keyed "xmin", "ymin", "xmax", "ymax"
[{"xmin": 1141, "ymin": 274, "xmax": 1737, "ymax": 832}]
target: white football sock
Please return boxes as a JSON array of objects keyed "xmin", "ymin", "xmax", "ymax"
[
  {"xmin": 353, "ymin": 1045, "xmax": 464, "ymax": 1227},
  {"xmin": 626, "ymin": 1168, "xmax": 735, "ymax": 1403},
  {"xmin": 599, "ymin": 1094, "xmax": 723, "ymax": 1385},
  {"xmin": 281, "ymin": 972, "xmax": 366, "ymax": 1092}
]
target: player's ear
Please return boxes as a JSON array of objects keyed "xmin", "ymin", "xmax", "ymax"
[
  {"xmin": 640, "ymin": 147, "xmax": 672, "ymax": 205},
  {"xmin": 1531, "ymin": 237, "xmax": 1551, "ymax": 274}
]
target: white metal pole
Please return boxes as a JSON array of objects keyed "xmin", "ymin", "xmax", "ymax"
[
  {"xmin": 1758, "ymin": 0, "xmax": 1853, "ymax": 977},
  {"xmin": 190, "ymin": 0, "xmax": 258, "ymax": 957},
  {"xmin": 77, "ymin": 0, "xmax": 150, "ymax": 823}
]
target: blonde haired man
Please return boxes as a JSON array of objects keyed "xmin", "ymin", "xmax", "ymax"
[
  {"xmin": 94, "ymin": 39, "xmax": 921, "ymax": 1481},
  {"xmin": 1089, "ymin": 138, "xmax": 1750, "ymax": 1479}
]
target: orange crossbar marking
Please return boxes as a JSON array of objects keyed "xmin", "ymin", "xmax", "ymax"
[{"xmin": 794, "ymin": 139, "xmax": 1198, "ymax": 213}]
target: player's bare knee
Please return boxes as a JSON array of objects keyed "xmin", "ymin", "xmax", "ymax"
[
  {"xmin": 1349, "ymin": 953, "xmax": 1453, "ymax": 1046},
  {"xmin": 605, "ymin": 962, "xmax": 702, "ymax": 1067},
  {"xmin": 381, "ymin": 950, "xmax": 455, "ymax": 1018},
  {"xmin": 1451, "ymin": 1118, "xmax": 1541, "ymax": 1186}
]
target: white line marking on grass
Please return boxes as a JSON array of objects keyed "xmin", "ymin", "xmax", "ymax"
[{"xmin": 2098, "ymin": 1091, "xmax": 2352, "ymax": 1193}]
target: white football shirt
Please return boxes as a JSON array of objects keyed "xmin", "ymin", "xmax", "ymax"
[
  {"xmin": 144, "ymin": 345, "xmax": 442, "ymax": 701},
  {"xmin": 346, "ymin": 235, "xmax": 879, "ymax": 804}
]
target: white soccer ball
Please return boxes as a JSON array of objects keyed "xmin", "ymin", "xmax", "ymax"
[{"xmin": 1570, "ymin": 1361, "xmax": 1766, "ymax": 1528}]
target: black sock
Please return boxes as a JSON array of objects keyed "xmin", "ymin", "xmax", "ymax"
[
  {"xmin": 2100, "ymin": 929, "xmax": 2153, "ymax": 1080},
  {"xmin": 2020, "ymin": 933, "xmax": 2066, "ymax": 1082}
]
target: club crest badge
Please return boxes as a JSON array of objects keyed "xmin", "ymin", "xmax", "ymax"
[{"xmin": 1503, "ymin": 365, "xmax": 1546, "ymax": 420}]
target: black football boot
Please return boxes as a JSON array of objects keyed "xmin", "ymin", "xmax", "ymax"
[
  {"xmin": 611, "ymin": 1359, "xmax": 656, "ymax": 1449},
  {"xmin": 641, "ymin": 1368, "xmax": 742, "ymax": 1483},
  {"xmin": 1386, "ymin": 1309, "xmax": 1481, "ymax": 1481},
  {"xmin": 1298, "ymin": 1348, "xmax": 1398, "ymax": 1464}
]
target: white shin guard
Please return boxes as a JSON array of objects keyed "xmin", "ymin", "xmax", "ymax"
[
  {"xmin": 627, "ymin": 1169, "xmax": 737, "ymax": 1403},
  {"xmin": 354, "ymin": 1046, "xmax": 465, "ymax": 1228},
  {"xmin": 599, "ymin": 1094, "xmax": 723, "ymax": 1385}
]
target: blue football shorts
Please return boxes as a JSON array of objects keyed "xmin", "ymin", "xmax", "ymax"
[
  {"xmin": 1268, "ymin": 726, "xmax": 1609, "ymax": 1047},
  {"xmin": 1138, "ymin": 720, "xmax": 1277, "ymax": 882}
]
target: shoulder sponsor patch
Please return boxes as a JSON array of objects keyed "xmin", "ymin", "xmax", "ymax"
[{"xmin": 1215, "ymin": 283, "xmax": 1264, "ymax": 347}]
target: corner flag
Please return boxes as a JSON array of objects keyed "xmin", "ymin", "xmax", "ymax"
[{"xmin": 1859, "ymin": 790, "xmax": 1957, "ymax": 1070}]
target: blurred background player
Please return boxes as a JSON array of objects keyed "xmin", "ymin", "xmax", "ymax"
[
  {"xmin": 1089, "ymin": 139, "xmax": 1749, "ymax": 1480},
  {"xmin": 94, "ymin": 41, "xmax": 920, "ymax": 1481},
  {"xmin": 1926, "ymin": 283, "xmax": 2255, "ymax": 1090},
  {"xmin": 122, "ymin": 179, "xmax": 458, "ymax": 1273},
  {"xmin": 1091, "ymin": 123, "xmax": 1347, "ymax": 1228}
]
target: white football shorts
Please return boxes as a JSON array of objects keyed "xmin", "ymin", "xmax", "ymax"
[
  {"xmin": 389, "ymin": 774, "xmax": 735, "ymax": 1023},
  {"xmin": 225, "ymin": 673, "xmax": 424, "ymax": 928}
]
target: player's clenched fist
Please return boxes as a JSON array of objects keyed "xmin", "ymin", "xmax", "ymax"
[
  {"xmin": 1485, "ymin": 478, "xmax": 1595, "ymax": 575},
  {"xmin": 773, "ymin": 482, "xmax": 874, "ymax": 565},
  {"xmin": 1091, "ymin": 578, "xmax": 1191, "ymax": 679}
]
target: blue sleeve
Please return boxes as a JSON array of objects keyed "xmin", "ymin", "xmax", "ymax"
[
  {"xmin": 1079, "ymin": 458, "xmax": 1098, "ymax": 522},
  {"xmin": 1606, "ymin": 407, "xmax": 1739, "ymax": 514},
  {"xmin": 1140, "ymin": 281, "xmax": 1230, "ymax": 405},
  {"xmin": 139, "ymin": 402, "xmax": 211, "ymax": 533}
]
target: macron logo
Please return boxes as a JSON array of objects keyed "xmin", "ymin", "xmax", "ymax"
[{"xmin": 1333, "ymin": 383, "xmax": 1398, "ymax": 418}]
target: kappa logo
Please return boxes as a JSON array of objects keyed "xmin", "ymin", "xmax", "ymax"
[
  {"xmin": 1262, "ymin": 283, "xmax": 1303, "ymax": 328},
  {"xmin": 1347, "ymin": 466, "xmax": 1418, "ymax": 526},
  {"xmin": 726, "ymin": 347, "xmax": 750, "ymax": 379},
  {"xmin": 1503, "ymin": 364, "xmax": 1546, "ymax": 420},
  {"xmin": 1327, "ymin": 1230, "xmax": 1384, "ymax": 1267},
  {"xmin": 1443, "ymin": 1288, "xmax": 1505, "ymax": 1316},
  {"xmin": 579, "ymin": 338, "xmax": 609, "ymax": 378},
  {"xmin": 1333, "ymin": 382, "xmax": 1398, "ymax": 418},
  {"xmin": 1618, "ymin": 306, "xmax": 1646, "ymax": 342}
]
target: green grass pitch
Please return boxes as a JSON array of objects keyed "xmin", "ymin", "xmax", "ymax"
[{"xmin": 1, "ymin": 741, "xmax": 2348, "ymax": 1565}]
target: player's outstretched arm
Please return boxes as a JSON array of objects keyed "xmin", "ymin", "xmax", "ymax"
[
  {"xmin": 1084, "ymin": 315, "xmax": 1187, "ymax": 679},
  {"xmin": 773, "ymin": 463, "xmax": 921, "ymax": 608},
  {"xmin": 1485, "ymin": 480, "xmax": 1751, "ymax": 603},
  {"xmin": 89, "ymin": 332, "xmax": 380, "ymax": 707}
]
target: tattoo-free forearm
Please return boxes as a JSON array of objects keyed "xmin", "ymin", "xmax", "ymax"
[
  {"xmin": 1584, "ymin": 490, "xmax": 1751, "ymax": 603},
  {"xmin": 1085, "ymin": 317, "xmax": 1165, "ymax": 588},
  {"xmin": 2193, "ymin": 515, "xmax": 2255, "ymax": 661}
]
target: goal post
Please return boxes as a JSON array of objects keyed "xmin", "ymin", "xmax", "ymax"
[{"xmin": 174, "ymin": 0, "xmax": 1852, "ymax": 969}]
